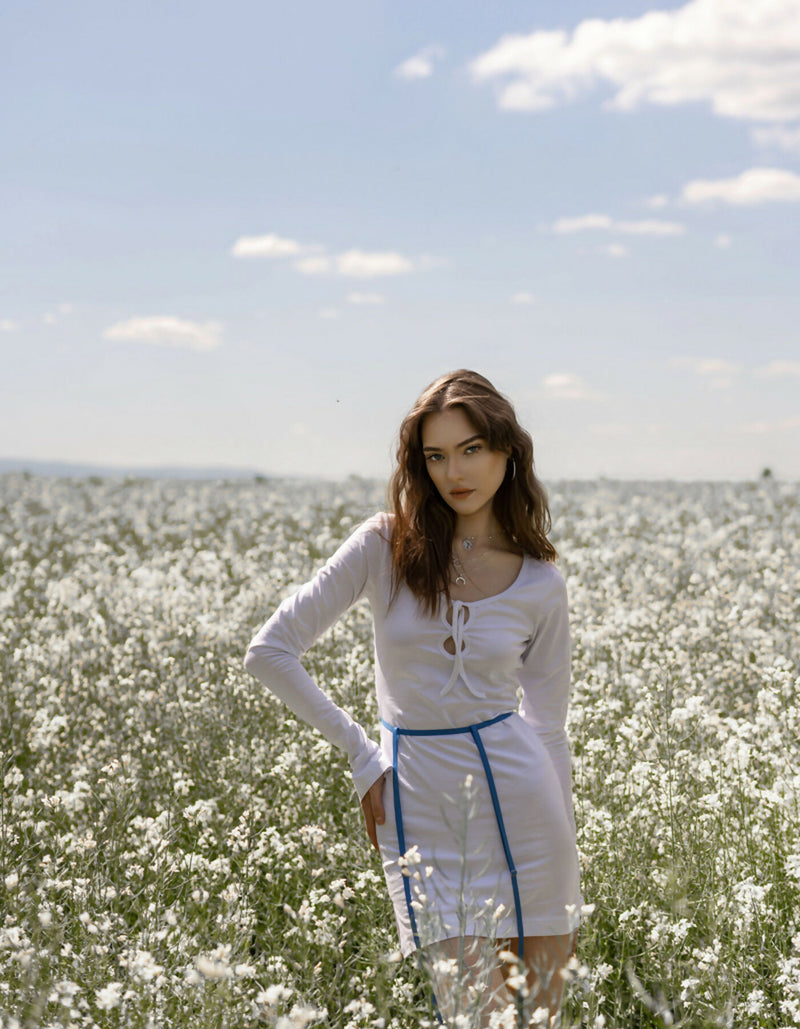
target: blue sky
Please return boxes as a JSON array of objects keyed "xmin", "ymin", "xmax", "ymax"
[{"xmin": 2, "ymin": 0, "xmax": 799, "ymax": 480}]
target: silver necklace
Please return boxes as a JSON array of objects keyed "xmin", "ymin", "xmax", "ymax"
[
  {"xmin": 459, "ymin": 531, "xmax": 502, "ymax": 551},
  {"xmin": 452, "ymin": 551, "xmax": 468, "ymax": 587},
  {"xmin": 451, "ymin": 548, "xmax": 490, "ymax": 589}
]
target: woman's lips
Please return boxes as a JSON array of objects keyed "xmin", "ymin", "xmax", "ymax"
[{"xmin": 450, "ymin": 489, "xmax": 474, "ymax": 499}]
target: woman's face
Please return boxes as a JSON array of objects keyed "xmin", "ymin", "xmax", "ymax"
[{"xmin": 420, "ymin": 406, "xmax": 509, "ymax": 520}]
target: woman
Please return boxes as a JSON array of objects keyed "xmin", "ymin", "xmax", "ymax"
[{"xmin": 244, "ymin": 370, "xmax": 582, "ymax": 1027}]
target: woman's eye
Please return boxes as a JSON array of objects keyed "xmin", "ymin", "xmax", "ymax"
[
  {"xmin": 465, "ymin": 444, "xmax": 482, "ymax": 455},
  {"xmin": 426, "ymin": 453, "xmax": 443, "ymax": 462}
]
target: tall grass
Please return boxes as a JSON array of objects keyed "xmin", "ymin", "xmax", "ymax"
[{"xmin": 1, "ymin": 475, "xmax": 798, "ymax": 1028}]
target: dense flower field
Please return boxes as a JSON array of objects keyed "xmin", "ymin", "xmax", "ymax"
[{"xmin": 1, "ymin": 474, "xmax": 799, "ymax": 1029}]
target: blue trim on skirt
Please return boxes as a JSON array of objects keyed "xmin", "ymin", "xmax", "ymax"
[{"xmin": 380, "ymin": 711, "xmax": 526, "ymax": 960}]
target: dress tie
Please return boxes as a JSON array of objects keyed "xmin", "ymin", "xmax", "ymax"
[{"xmin": 440, "ymin": 601, "xmax": 482, "ymax": 698}]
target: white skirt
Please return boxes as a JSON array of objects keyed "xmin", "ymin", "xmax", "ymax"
[{"xmin": 376, "ymin": 711, "xmax": 581, "ymax": 956}]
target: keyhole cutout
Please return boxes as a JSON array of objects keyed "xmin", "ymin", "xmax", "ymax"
[
  {"xmin": 443, "ymin": 603, "xmax": 469, "ymax": 655},
  {"xmin": 444, "ymin": 603, "xmax": 471, "ymax": 627}
]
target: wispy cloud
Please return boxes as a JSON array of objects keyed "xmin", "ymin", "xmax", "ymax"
[
  {"xmin": 541, "ymin": 372, "xmax": 598, "ymax": 400},
  {"xmin": 318, "ymin": 308, "xmax": 341, "ymax": 320},
  {"xmin": 681, "ymin": 167, "xmax": 800, "ymax": 205},
  {"xmin": 230, "ymin": 233, "xmax": 319, "ymax": 258},
  {"xmin": 42, "ymin": 303, "xmax": 73, "ymax": 326},
  {"xmin": 598, "ymin": 243, "xmax": 628, "ymax": 259},
  {"xmin": 103, "ymin": 316, "xmax": 223, "ymax": 352},
  {"xmin": 295, "ymin": 256, "xmax": 333, "ymax": 275},
  {"xmin": 0, "ymin": 318, "xmax": 20, "ymax": 332},
  {"xmin": 755, "ymin": 360, "xmax": 800, "ymax": 379},
  {"xmin": 671, "ymin": 356, "xmax": 741, "ymax": 389},
  {"xmin": 751, "ymin": 124, "xmax": 800, "ymax": 158},
  {"xmin": 337, "ymin": 250, "xmax": 413, "ymax": 278},
  {"xmin": 741, "ymin": 416, "xmax": 800, "ymax": 434},
  {"xmin": 394, "ymin": 45, "xmax": 445, "ymax": 80},
  {"xmin": 296, "ymin": 250, "xmax": 414, "ymax": 279},
  {"xmin": 511, "ymin": 292, "xmax": 536, "ymax": 305},
  {"xmin": 469, "ymin": 0, "xmax": 800, "ymax": 122},
  {"xmin": 550, "ymin": 214, "xmax": 685, "ymax": 236},
  {"xmin": 233, "ymin": 230, "xmax": 429, "ymax": 281},
  {"xmin": 346, "ymin": 292, "xmax": 385, "ymax": 305},
  {"xmin": 674, "ymin": 357, "xmax": 800, "ymax": 387}
]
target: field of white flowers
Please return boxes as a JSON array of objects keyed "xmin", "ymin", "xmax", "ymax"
[{"xmin": 1, "ymin": 473, "xmax": 799, "ymax": 1029}]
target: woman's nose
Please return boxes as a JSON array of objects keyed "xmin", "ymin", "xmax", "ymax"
[{"xmin": 446, "ymin": 455, "xmax": 463, "ymax": 481}]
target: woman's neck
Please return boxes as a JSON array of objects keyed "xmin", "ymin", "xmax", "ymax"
[{"xmin": 454, "ymin": 514, "xmax": 501, "ymax": 541}]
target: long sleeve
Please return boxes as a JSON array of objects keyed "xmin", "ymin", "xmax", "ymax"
[
  {"xmin": 517, "ymin": 567, "xmax": 576, "ymax": 828},
  {"xmin": 243, "ymin": 517, "xmax": 391, "ymax": 800}
]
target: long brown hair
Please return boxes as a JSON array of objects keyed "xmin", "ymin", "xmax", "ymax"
[{"xmin": 389, "ymin": 369, "xmax": 557, "ymax": 614}]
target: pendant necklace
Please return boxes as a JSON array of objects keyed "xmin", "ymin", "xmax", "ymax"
[
  {"xmin": 452, "ymin": 551, "xmax": 468, "ymax": 586},
  {"xmin": 459, "ymin": 531, "xmax": 502, "ymax": 552},
  {"xmin": 451, "ymin": 548, "xmax": 490, "ymax": 589}
]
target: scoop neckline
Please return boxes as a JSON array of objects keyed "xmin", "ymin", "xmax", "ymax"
[{"xmin": 447, "ymin": 553, "xmax": 529, "ymax": 606}]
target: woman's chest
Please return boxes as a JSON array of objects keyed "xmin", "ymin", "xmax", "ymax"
[{"xmin": 374, "ymin": 587, "xmax": 534, "ymax": 672}]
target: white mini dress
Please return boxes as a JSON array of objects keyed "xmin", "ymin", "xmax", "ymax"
[{"xmin": 244, "ymin": 513, "xmax": 582, "ymax": 955}]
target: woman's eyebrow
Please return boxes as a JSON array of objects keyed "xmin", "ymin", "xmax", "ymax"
[{"xmin": 422, "ymin": 434, "xmax": 483, "ymax": 452}]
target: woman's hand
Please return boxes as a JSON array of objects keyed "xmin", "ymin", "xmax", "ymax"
[{"xmin": 360, "ymin": 774, "xmax": 386, "ymax": 852}]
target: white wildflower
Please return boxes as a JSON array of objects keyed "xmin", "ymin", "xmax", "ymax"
[{"xmin": 95, "ymin": 981, "xmax": 123, "ymax": 1010}]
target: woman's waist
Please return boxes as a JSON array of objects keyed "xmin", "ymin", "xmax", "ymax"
[
  {"xmin": 376, "ymin": 679, "xmax": 521, "ymax": 731},
  {"xmin": 380, "ymin": 709, "xmax": 516, "ymax": 736},
  {"xmin": 377, "ymin": 697, "xmax": 523, "ymax": 735}
]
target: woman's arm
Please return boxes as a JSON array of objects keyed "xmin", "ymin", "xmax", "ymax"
[
  {"xmin": 517, "ymin": 567, "xmax": 576, "ymax": 828},
  {"xmin": 244, "ymin": 516, "xmax": 391, "ymax": 800}
]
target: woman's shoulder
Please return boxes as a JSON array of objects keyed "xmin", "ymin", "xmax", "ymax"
[
  {"xmin": 340, "ymin": 511, "xmax": 393, "ymax": 560},
  {"xmin": 355, "ymin": 510, "xmax": 394, "ymax": 543},
  {"xmin": 522, "ymin": 555, "xmax": 567, "ymax": 599},
  {"xmin": 361, "ymin": 510, "xmax": 394, "ymax": 533}
]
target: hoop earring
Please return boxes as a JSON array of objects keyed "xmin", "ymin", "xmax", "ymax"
[{"xmin": 509, "ymin": 457, "xmax": 516, "ymax": 481}]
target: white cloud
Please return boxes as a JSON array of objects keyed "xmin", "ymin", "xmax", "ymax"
[
  {"xmin": 469, "ymin": 0, "xmax": 800, "ymax": 122},
  {"xmin": 347, "ymin": 292, "xmax": 385, "ymax": 305},
  {"xmin": 673, "ymin": 357, "xmax": 741, "ymax": 376},
  {"xmin": 755, "ymin": 360, "xmax": 800, "ymax": 378},
  {"xmin": 600, "ymin": 243, "xmax": 628, "ymax": 258},
  {"xmin": 295, "ymin": 256, "xmax": 332, "ymax": 275},
  {"xmin": 236, "ymin": 231, "xmax": 432, "ymax": 280},
  {"xmin": 319, "ymin": 308, "xmax": 341, "ymax": 320},
  {"xmin": 645, "ymin": 194, "xmax": 670, "ymax": 209},
  {"xmin": 671, "ymin": 355, "xmax": 742, "ymax": 389},
  {"xmin": 42, "ymin": 303, "xmax": 73, "ymax": 326},
  {"xmin": 714, "ymin": 233, "xmax": 733, "ymax": 248},
  {"xmin": 541, "ymin": 372, "xmax": 597, "ymax": 400},
  {"xmin": 337, "ymin": 250, "xmax": 413, "ymax": 278},
  {"xmin": 551, "ymin": 213, "xmax": 685, "ymax": 235},
  {"xmin": 1, "ymin": 318, "xmax": 20, "ymax": 331},
  {"xmin": 752, "ymin": 124, "xmax": 800, "ymax": 157},
  {"xmin": 297, "ymin": 250, "xmax": 414, "ymax": 279},
  {"xmin": 394, "ymin": 45, "xmax": 445, "ymax": 80},
  {"xmin": 616, "ymin": 220, "xmax": 685, "ymax": 236},
  {"xmin": 103, "ymin": 316, "xmax": 223, "ymax": 352},
  {"xmin": 741, "ymin": 416, "xmax": 800, "ymax": 434},
  {"xmin": 552, "ymin": 214, "xmax": 612, "ymax": 234},
  {"xmin": 682, "ymin": 167, "xmax": 800, "ymax": 204},
  {"xmin": 512, "ymin": 292, "xmax": 536, "ymax": 304},
  {"xmin": 231, "ymin": 233, "xmax": 315, "ymax": 258},
  {"xmin": 674, "ymin": 357, "xmax": 800, "ymax": 388}
]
